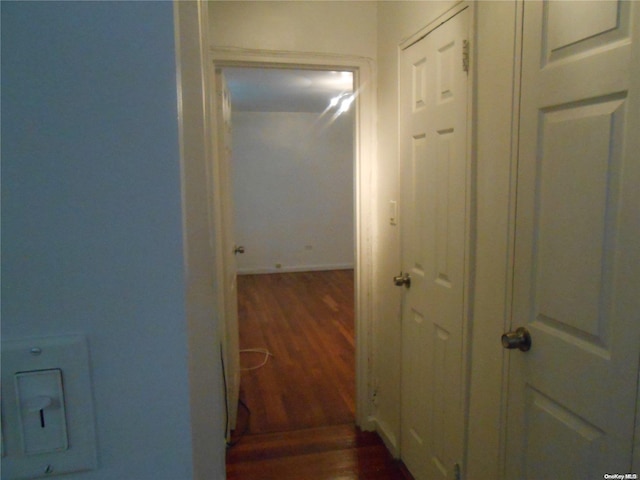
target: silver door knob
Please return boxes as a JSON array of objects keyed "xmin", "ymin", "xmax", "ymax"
[
  {"xmin": 501, "ymin": 327, "xmax": 531, "ymax": 352},
  {"xmin": 393, "ymin": 272, "xmax": 411, "ymax": 288},
  {"xmin": 234, "ymin": 245, "xmax": 245, "ymax": 255}
]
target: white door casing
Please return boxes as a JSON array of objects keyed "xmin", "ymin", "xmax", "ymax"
[
  {"xmin": 399, "ymin": 7, "xmax": 470, "ymax": 480},
  {"xmin": 214, "ymin": 69, "xmax": 241, "ymax": 438},
  {"xmin": 505, "ymin": 1, "xmax": 640, "ymax": 477},
  {"xmin": 208, "ymin": 49, "xmax": 376, "ymax": 431}
]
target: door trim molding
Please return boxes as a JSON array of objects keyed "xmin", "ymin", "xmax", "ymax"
[{"xmin": 207, "ymin": 47, "xmax": 377, "ymax": 431}]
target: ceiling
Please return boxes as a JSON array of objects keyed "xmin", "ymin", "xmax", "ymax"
[{"xmin": 222, "ymin": 67, "xmax": 353, "ymax": 113}]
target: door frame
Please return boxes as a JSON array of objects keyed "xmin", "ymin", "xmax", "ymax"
[{"xmin": 207, "ymin": 47, "xmax": 377, "ymax": 430}]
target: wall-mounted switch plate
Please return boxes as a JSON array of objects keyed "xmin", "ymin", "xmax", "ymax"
[{"xmin": 1, "ymin": 335, "xmax": 97, "ymax": 479}]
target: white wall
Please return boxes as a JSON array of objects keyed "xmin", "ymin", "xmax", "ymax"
[
  {"xmin": 1, "ymin": 2, "xmax": 202, "ymax": 479},
  {"xmin": 231, "ymin": 111, "xmax": 354, "ymax": 274}
]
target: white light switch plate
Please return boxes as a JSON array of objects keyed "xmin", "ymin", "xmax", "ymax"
[{"xmin": 1, "ymin": 335, "xmax": 97, "ymax": 479}]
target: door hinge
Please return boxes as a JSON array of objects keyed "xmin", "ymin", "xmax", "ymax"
[{"xmin": 462, "ymin": 40, "xmax": 470, "ymax": 73}]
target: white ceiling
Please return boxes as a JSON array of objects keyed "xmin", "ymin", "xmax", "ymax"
[{"xmin": 222, "ymin": 67, "xmax": 353, "ymax": 113}]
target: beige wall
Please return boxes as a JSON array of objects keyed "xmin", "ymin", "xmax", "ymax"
[
  {"xmin": 467, "ymin": 2, "xmax": 519, "ymax": 478},
  {"xmin": 209, "ymin": 1, "xmax": 377, "ymax": 59}
]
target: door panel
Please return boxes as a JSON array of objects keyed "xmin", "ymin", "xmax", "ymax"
[
  {"xmin": 536, "ymin": 98, "xmax": 625, "ymax": 342},
  {"xmin": 506, "ymin": 1, "xmax": 639, "ymax": 477},
  {"xmin": 399, "ymin": 8, "xmax": 469, "ymax": 480}
]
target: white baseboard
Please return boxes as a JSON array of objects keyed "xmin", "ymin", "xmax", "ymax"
[{"xmin": 237, "ymin": 263, "xmax": 354, "ymax": 275}]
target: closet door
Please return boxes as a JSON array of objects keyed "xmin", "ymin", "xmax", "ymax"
[{"xmin": 398, "ymin": 8, "xmax": 470, "ymax": 480}]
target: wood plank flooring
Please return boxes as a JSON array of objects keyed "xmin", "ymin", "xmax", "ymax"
[
  {"xmin": 227, "ymin": 270, "xmax": 413, "ymax": 479},
  {"xmin": 235, "ymin": 269, "xmax": 355, "ymax": 434},
  {"xmin": 227, "ymin": 424, "xmax": 412, "ymax": 480}
]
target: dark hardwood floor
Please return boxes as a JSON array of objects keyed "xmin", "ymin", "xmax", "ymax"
[
  {"xmin": 226, "ymin": 270, "xmax": 412, "ymax": 479},
  {"xmin": 226, "ymin": 424, "xmax": 411, "ymax": 480},
  {"xmin": 235, "ymin": 269, "xmax": 355, "ymax": 434}
]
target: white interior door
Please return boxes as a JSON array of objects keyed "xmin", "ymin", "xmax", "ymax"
[
  {"xmin": 505, "ymin": 1, "xmax": 640, "ymax": 477},
  {"xmin": 399, "ymin": 8, "xmax": 470, "ymax": 480},
  {"xmin": 215, "ymin": 69, "xmax": 241, "ymax": 438}
]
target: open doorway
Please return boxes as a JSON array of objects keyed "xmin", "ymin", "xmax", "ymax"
[
  {"xmin": 222, "ymin": 66, "xmax": 356, "ymax": 437},
  {"xmin": 209, "ymin": 51, "xmax": 376, "ymax": 445}
]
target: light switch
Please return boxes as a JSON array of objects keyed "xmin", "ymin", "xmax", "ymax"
[
  {"xmin": 15, "ymin": 369, "xmax": 68, "ymax": 455},
  {"xmin": 1, "ymin": 335, "xmax": 97, "ymax": 479}
]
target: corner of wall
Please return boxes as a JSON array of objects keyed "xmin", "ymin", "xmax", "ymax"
[{"xmin": 174, "ymin": 1, "xmax": 227, "ymax": 478}]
